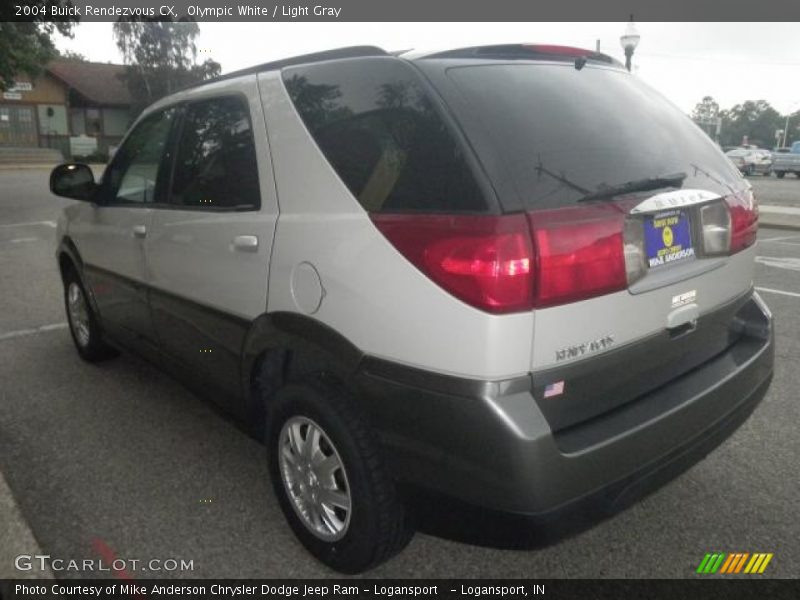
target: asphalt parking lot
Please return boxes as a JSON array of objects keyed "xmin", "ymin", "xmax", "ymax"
[
  {"xmin": 0, "ymin": 168, "xmax": 798, "ymax": 579},
  {"xmin": 750, "ymin": 172, "xmax": 800, "ymax": 208}
]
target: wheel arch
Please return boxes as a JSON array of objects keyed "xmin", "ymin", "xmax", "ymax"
[
  {"xmin": 57, "ymin": 236, "xmax": 102, "ymax": 317},
  {"xmin": 242, "ymin": 312, "xmax": 365, "ymax": 438},
  {"xmin": 57, "ymin": 236, "xmax": 84, "ymax": 282}
]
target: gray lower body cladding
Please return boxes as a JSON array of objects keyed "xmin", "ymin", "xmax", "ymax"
[{"xmin": 354, "ymin": 292, "xmax": 773, "ymax": 520}]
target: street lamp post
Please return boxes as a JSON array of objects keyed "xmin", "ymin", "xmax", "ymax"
[
  {"xmin": 619, "ymin": 17, "xmax": 641, "ymax": 72},
  {"xmin": 782, "ymin": 101, "xmax": 800, "ymax": 148}
]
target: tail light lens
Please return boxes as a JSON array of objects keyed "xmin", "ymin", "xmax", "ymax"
[
  {"xmin": 527, "ymin": 206, "xmax": 627, "ymax": 308},
  {"xmin": 372, "ymin": 205, "xmax": 628, "ymax": 313},
  {"xmin": 726, "ymin": 189, "xmax": 758, "ymax": 253},
  {"xmin": 370, "ymin": 213, "xmax": 533, "ymax": 314}
]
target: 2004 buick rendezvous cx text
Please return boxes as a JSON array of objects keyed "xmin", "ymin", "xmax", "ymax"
[{"xmin": 49, "ymin": 44, "xmax": 774, "ymax": 573}]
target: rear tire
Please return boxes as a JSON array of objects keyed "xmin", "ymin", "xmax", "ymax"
[
  {"xmin": 266, "ymin": 375, "xmax": 412, "ymax": 573},
  {"xmin": 776, "ymin": 171, "xmax": 785, "ymax": 179},
  {"xmin": 63, "ymin": 268, "xmax": 118, "ymax": 362}
]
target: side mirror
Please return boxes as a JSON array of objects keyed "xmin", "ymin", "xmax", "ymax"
[{"xmin": 50, "ymin": 163, "xmax": 97, "ymax": 202}]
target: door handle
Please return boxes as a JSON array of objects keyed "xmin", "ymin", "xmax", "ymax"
[
  {"xmin": 232, "ymin": 235, "xmax": 258, "ymax": 252},
  {"xmin": 132, "ymin": 225, "xmax": 147, "ymax": 239}
]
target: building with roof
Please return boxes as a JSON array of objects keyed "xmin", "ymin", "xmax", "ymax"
[{"xmin": 0, "ymin": 60, "xmax": 132, "ymax": 159}]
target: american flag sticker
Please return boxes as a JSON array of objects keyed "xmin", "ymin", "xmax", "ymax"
[{"xmin": 544, "ymin": 380, "xmax": 565, "ymax": 398}]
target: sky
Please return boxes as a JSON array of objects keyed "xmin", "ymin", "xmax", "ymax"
[{"xmin": 55, "ymin": 22, "xmax": 800, "ymax": 115}]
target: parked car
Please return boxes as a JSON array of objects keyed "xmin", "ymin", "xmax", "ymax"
[
  {"xmin": 725, "ymin": 148, "xmax": 772, "ymax": 175},
  {"xmin": 49, "ymin": 44, "xmax": 773, "ymax": 573},
  {"xmin": 771, "ymin": 142, "xmax": 800, "ymax": 178}
]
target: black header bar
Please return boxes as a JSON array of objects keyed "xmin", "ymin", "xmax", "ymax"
[{"xmin": 4, "ymin": 0, "xmax": 800, "ymax": 22}]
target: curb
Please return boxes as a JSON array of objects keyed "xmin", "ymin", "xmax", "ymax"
[
  {"xmin": 0, "ymin": 164, "xmax": 59, "ymax": 170},
  {"xmin": 759, "ymin": 206, "xmax": 800, "ymax": 231},
  {"xmin": 758, "ymin": 218, "xmax": 800, "ymax": 231}
]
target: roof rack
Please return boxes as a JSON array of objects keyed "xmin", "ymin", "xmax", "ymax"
[{"xmin": 184, "ymin": 45, "xmax": 389, "ymax": 91}]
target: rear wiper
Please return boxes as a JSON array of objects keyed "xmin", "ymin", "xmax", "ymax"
[
  {"xmin": 577, "ymin": 172, "xmax": 687, "ymax": 202},
  {"xmin": 535, "ymin": 155, "xmax": 591, "ymax": 195},
  {"xmin": 689, "ymin": 162, "xmax": 737, "ymax": 197}
]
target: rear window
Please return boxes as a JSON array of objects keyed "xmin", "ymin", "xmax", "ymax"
[
  {"xmin": 443, "ymin": 63, "xmax": 744, "ymax": 210},
  {"xmin": 282, "ymin": 58, "xmax": 488, "ymax": 213}
]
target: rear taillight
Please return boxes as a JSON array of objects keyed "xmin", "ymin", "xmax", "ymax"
[
  {"xmin": 370, "ymin": 213, "xmax": 533, "ymax": 314},
  {"xmin": 726, "ymin": 189, "xmax": 758, "ymax": 253},
  {"xmin": 527, "ymin": 206, "xmax": 627, "ymax": 308},
  {"xmin": 372, "ymin": 205, "xmax": 628, "ymax": 313}
]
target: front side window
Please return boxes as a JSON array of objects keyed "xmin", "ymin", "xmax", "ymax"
[
  {"xmin": 104, "ymin": 108, "xmax": 176, "ymax": 205},
  {"xmin": 169, "ymin": 96, "xmax": 260, "ymax": 210},
  {"xmin": 283, "ymin": 58, "xmax": 487, "ymax": 213}
]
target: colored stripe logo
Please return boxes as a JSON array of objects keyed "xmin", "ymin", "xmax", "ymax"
[{"xmin": 697, "ymin": 552, "xmax": 773, "ymax": 574}]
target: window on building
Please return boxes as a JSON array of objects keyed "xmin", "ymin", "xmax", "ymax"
[
  {"xmin": 85, "ymin": 108, "xmax": 102, "ymax": 136},
  {"xmin": 70, "ymin": 109, "xmax": 86, "ymax": 135}
]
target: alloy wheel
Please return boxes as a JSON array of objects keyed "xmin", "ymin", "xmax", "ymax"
[
  {"xmin": 278, "ymin": 416, "xmax": 352, "ymax": 541},
  {"xmin": 67, "ymin": 282, "xmax": 91, "ymax": 348}
]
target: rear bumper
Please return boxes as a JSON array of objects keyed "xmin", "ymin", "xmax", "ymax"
[{"xmin": 354, "ymin": 291, "xmax": 774, "ymax": 523}]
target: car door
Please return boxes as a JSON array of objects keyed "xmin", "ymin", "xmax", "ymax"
[
  {"xmin": 145, "ymin": 84, "xmax": 278, "ymax": 404},
  {"xmin": 71, "ymin": 107, "xmax": 177, "ymax": 350}
]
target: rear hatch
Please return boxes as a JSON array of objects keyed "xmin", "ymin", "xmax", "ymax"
[{"xmin": 414, "ymin": 49, "xmax": 759, "ymax": 431}]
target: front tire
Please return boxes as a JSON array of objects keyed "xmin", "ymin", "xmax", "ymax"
[
  {"xmin": 267, "ymin": 376, "xmax": 412, "ymax": 573},
  {"xmin": 776, "ymin": 171, "xmax": 786, "ymax": 179},
  {"xmin": 63, "ymin": 268, "xmax": 118, "ymax": 362}
]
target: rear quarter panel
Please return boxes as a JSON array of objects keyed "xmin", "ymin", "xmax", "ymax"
[{"xmin": 257, "ymin": 69, "xmax": 533, "ymax": 380}]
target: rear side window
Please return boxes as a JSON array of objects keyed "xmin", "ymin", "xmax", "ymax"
[
  {"xmin": 170, "ymin": 96, "xmax": 260, "ymax": 210},
  {"xmin": 283, "ymin": 58, "xmax": 487, "ymax": 213},
  {"xmin": 442, "ymin": 64, "xmax": 744, "ymax": 210}
]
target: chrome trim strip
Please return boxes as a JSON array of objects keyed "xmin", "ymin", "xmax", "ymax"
[{"xmin": 630, "ymin": 189, "xmax": 720, "ymax": 214}]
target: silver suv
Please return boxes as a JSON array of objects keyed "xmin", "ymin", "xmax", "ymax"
[{"xmin": 50, "ymin": 45, "xmax": 774, "ymax": 573}]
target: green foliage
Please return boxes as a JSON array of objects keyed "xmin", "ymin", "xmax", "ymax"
[
  {"xmin": 692, "ymin": 96, "xmax": 720, "ymax": 122},
  {"xmin": 692, "ymin": 95, "xmax": 794, "ymax": 149},
  {"xmin": 0, "ymin": 2, "xmax": 78, "ymax": 90},
  {"xmin": 57, "ymin": 49, "xmax": 88, "ymax": 62},
  {"xmin": 112, "ymin": 20, "xmax": 221, "ymax": 117},
  {"xmin": 719, "ymin": 100, "xmax": 784, "ymax": 148}
]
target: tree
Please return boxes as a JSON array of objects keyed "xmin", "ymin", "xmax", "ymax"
[
  {"xmin": 691, "ymin": 96, "xmax": 721, "ymax": 141},
  {"xmin": 719, "ymin": 100, "xmax": 783, "ymax": 148},
  {"xmin": 0, "ymin": 2, "xmax": 78, "ymax": 90},
  {"xmin": 112, "ymin": 19, "xmax": 221, "ymax": 116},
  {"xmin": 692, "ymin": 96, "xmax": 720, "ymax": 122},
  {"xmin": 56, "ymin": 49, "xmax": 88, "ymax": 62}
]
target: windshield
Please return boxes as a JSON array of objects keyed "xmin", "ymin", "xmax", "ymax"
[{"xmin": 441, "ymin": 63, "xmax": 744, "ymax": 210}]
